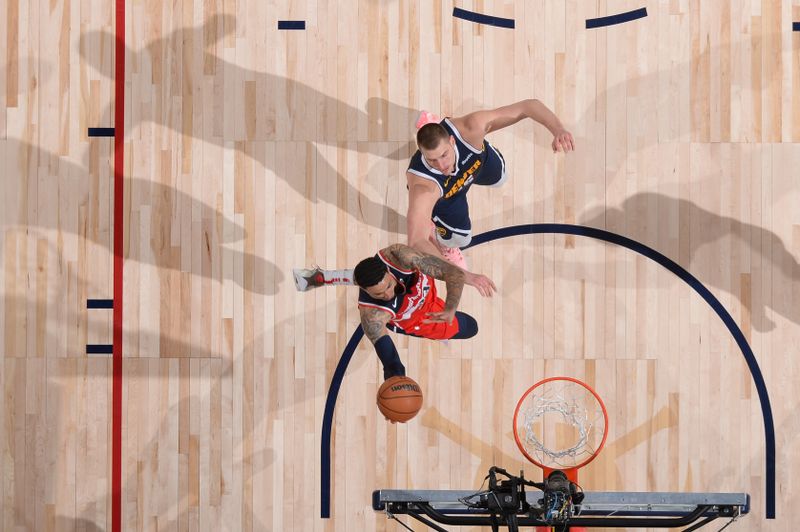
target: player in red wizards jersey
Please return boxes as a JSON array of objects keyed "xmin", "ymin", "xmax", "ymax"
[
  {"xmin": 295, "ymin": 244, "xmax": 495, "ymax": 380},
  {"xmin": 354, "ymin": 243, "xmax": 495, "ymax": 379}
]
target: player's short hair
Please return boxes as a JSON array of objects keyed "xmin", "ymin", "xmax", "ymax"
[
  {"xmin": 354, "ymin": 256, "xmax": 388, "ymax": 288},
  {"xmin": 416, "ymin": 123, "xmax": 450, "ymax": 151}
]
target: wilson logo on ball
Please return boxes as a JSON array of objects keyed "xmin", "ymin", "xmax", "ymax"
[{"xmin": 390, "ymin": 384, "xmax": 420, "ymax": 393}]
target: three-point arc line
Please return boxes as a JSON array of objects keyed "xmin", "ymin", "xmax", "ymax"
[
  {"xmin": 451, "ymin": 6, "xmax": 649, "ymax": 30},
  {"xmin": 320, "ymin": 224, "xmax": 775, "ymax": 520},
  {"xmin": 586, "ymin": 7, "xmax": 648, "ymax": 29},
  {"xmin": 452, "ymin": 7, "xmax": 515, "ymax": 29}
]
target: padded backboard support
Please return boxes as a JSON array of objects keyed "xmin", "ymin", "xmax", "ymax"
[{"xmin": 373, "ymin": 489, "xmax": 749, "ymax": 530}]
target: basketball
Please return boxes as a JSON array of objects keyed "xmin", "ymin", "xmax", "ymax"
[{"xmin": 377, "ymin": 376, "xmax": 424, "ymax": 423}]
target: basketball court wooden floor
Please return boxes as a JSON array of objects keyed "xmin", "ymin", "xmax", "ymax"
[{"xmin": 2, "ymin": 1, "xmax": 799, "ymax": 530}]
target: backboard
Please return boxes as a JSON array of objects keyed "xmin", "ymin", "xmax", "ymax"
[{"xmin": 373, "ymin": 485, "xmax": 749, "ymax": 531}]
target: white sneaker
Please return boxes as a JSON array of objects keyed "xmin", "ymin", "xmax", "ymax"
[{"xmin": 293, "ymin": 267, "xmax": 325, "ymax": 292}]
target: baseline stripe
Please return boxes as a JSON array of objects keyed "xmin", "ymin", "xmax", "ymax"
[
  {"xmin": 586, "ymin": 7, "xmax": 647, "ymax": 29},
  {"xmin": 112, "ymin": 0, "xmax": 126, "ymax": 530},
  {"xmin": 453, "ymin": 7, "xmax": 515, "ymax": 29}
]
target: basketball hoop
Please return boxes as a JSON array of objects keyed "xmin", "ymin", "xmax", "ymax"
[
  {"xmin": 513, "ymin": 376, "xmax": 608, "ymax": 483},
  {"xmin": 372, "ymin": 377, "xmax": 750, "ymax": 529}
]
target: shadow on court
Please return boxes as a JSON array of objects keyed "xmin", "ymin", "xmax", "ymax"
[
  {"xmin": 569, "ymin": 32, "xmax": 787, "ymax": 186},
  {"xmin": 17, "ymin": 299, "xmax": 305, "ymax": 529},
  {"xmin": 1, "ymin": 214, "xmax": 352, "ymax": 523},
  {"xmin": 80, "ymin": 14, "xmax": 415, "ymax": 232},
  {"xmin": 580, "ymin": 192, "xmax": 798, "ymax": 332},
  {"xmin": 3, "ymin": 138, "xmax": 283, "ymax": 295},
  {"xmin": 53, "ymin": 518, "xmax": 105, "ymax": 532},
  {"xmin": 420, "ymin": 401, "xmax": 677, "ymax": 491}
]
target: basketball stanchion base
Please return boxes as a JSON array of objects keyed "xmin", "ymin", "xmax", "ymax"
[{"xmin": 373, "ymin": 484, "xmax": 749, "ymax": 530}]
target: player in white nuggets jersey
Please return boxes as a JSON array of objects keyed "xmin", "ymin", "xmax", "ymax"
[{"xmin": 407, "ymin": 101, "xmax": 575, "ymax": 275}]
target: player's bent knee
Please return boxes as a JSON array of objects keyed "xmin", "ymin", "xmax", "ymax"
[
  {"xmin": 451, "ymin": 312, "xmax": 478, "ymax": 339},
  {"xmin": 439, "ymin": 231, "xmax": 472, "ymax": 249}
]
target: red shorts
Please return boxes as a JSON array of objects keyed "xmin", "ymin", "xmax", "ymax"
[{"xmin": 392, "ymin": 297, "xmax": 460, "ymax": 340}]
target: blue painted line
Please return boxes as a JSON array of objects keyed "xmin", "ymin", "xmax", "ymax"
[
  {"xmin": 468, "ymin": 224, "xmax": 775, "ymax": 519},
  {"xmin": 793, "ymin": 22, "xmax": 800, "ymax": 31},
  {"xmin": 278, "ymin": 20, "xmax": 305, "ymax": 30},
  {"xmin": 87, "ymin": 299, "xmax": 114, "ymax": 309},
  {"xmin": 88, "ymin": 127, "xmax": 115, "ymax": 137},
  {"xmin": 453, "ymin": 7, "xmax": 515, "ymax": 29},
  {"xmin": 86, "ymin": 344, "xmax": 113, "ymax": 354},
  {"xmin": 586, "ymin": 7, "xmax": 647, "ymax": 29},
  {"xmin": 319, "ymin": 224, "xmax": 775, "ymax": 519},
  {"xmin": 321, "ymin": 325, "xmax": 364, "ymax": 518}
]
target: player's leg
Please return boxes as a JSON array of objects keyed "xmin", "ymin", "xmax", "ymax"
[
  {"xmin": 430, "ymin": 196, "xmax": 472, "ymax": 269},
  {"xmin": 396, "ymin": 303, "xmax": 477, "ymax": 341},
  {"xmin": 449, "ymin": 312, "xmax": 478, "ymax": 339}
]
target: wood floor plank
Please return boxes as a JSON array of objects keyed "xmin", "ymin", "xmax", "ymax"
[{"xmin": 1, "ymin": 1, "xmax": 799, "ymax": 530}]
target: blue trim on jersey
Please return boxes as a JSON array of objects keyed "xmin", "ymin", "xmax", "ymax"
[{"xmin": 444, "ymin": 118, "xmax": 481, "ymax": 153}]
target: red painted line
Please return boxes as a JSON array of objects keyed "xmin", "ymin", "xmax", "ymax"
[{"xmin": 112, "ymin": 0, "xmax": 125, "ymax": 530}]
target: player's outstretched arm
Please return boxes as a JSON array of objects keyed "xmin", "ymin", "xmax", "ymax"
[
  {"xmin": 360, "ymin": 305, "xmax": 392, "ymax": 344},
  {"xmin": 390, "ymin": 243, "xmax": 465, "ymax": 318},
  {"xmin": 385, "ymin": 244, "xmax": 496, "ymax": 313},
  {"xmin": 359, "ymin": 306, "xmax": 405, "ymax": 379},
  {"xmin": 406, "ymin": 175, "xmax": 444, "ymax": 259},
  {"xmin": 458, "ymin": 99, "xmax": 575, "ymax": 152}
]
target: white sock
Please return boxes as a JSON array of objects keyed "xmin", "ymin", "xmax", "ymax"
[{"xmin": 322, "ymin": 269, "xmax": 355, "ymax": 285}]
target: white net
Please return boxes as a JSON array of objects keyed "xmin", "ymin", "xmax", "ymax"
[{"xmin": 514, "ymin": 378, "xmax": 607, "ymax": 470}]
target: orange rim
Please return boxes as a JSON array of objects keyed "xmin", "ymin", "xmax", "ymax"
[{"xmin": 512, "ymin": 376, "xmax": 609, "ymax": 472}]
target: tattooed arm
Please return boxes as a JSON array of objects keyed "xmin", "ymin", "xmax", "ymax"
[
  {"xmin": 383, "ymin": 244, "xmax": 495, "ymax": 321},
  {"xmin": 360, "ymin": 306, "xmax": 392, "ymax": 344},
  {"xmin": 359, "ymin": 305, "xmax": 405, "ymax": 379},
  {"xmin": 385, "ymin": 243, "xmax": 465, "ymax": 312}
]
